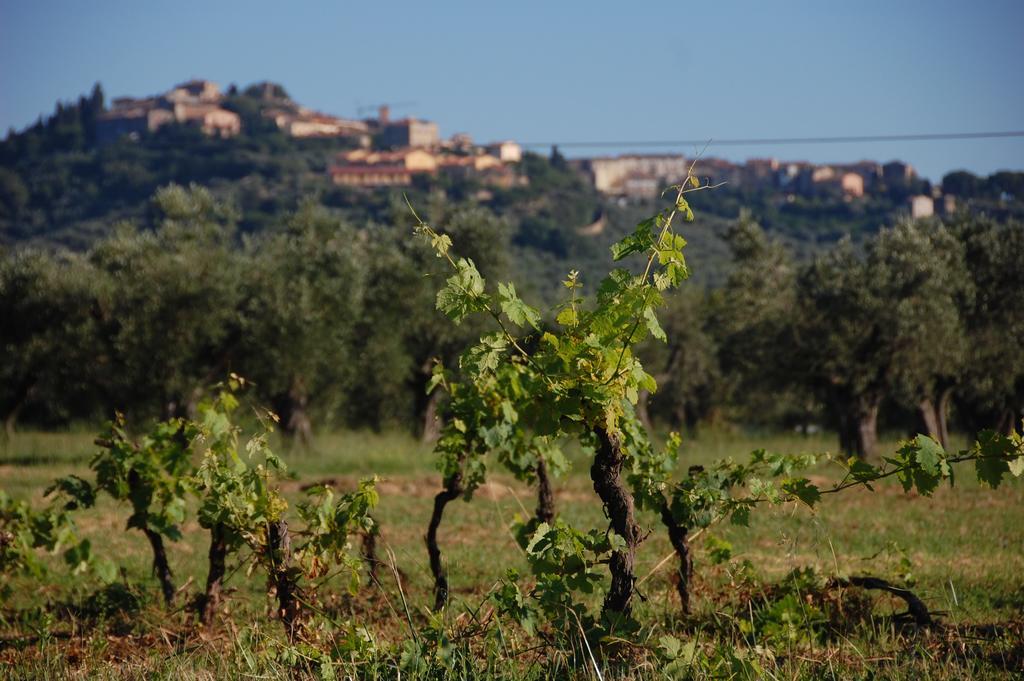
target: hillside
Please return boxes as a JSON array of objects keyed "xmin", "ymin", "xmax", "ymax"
[{"xmin": 2, "ymin": 80, "xmax": 1021, "ymax": 291}]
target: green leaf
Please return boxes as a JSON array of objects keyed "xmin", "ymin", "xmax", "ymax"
[
  {"xmin": 498, "ymin": 282, "xmax": 541, "ymax": 330},
  {"xmin": 975, "ymin": 430, "xmax": 1012, "ymax": 489},
  {"xmin": 659, "ymin": 634, "xmax": 682, "ymax": 660},
  {"xmin": 63, "ymin": 539, "xmax": 92, "ymax": 572},
  {"xmin": 847, "ymin": 459, "xmax": 877, "ymax": 489},
  {"xmin": 730, "ymin": 505, "xmax": 751, "ymax": 526},
  {"xmin": 611, "ymin": 219, "xmax": 656, "ymax": 261},
  {"xmin": 705, "ymin": 535, "xmax": 733, "ymax": 565},
  {"xmin": 435, "ymin": 258, "xmax": 490, "ymax": 323},
  {"xmin": 425, "ymin": 363, "xmax": 446, "ymax": 394},
  {"xmin": 429, "ymin": 232, "xmax": 452, "ymax": 257},
  {"xmin": 556, "ymin": 306, "xmax": 577, "ymax": 327},
  {"xmin": 643, "ymin": 306, "xmax": 666, "ymax": 342},
  {"xmin": 913, "ymin": 435, "xmax": 945, "ymax": 475},
  {"xmin": 782, "ymin": 478, "xmax": 821, "ymax": 507},
  {"xmin": 1009, "ymin": 456, "xmax": 1024, "ymax": 478},
  {"xmin": 461, "ymin": 333, "xmax": 508, "ymax": 375}
]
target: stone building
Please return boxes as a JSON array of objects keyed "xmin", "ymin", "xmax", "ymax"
[
  {"xmin": 909, "ymin": 194, "xmax": 935, "ymax": 218},
  {"xmin": 883, "ymin": 160, "xmax": 916, "ymax": 186},
  {"xmin": 380, "ymin": 118, "xmax": 440, "ymax": 149},
  {"xmin": 578, "ymin": 154, "xmax": 690, "ymax": 196},
  {"xmin": 96, "ymin": 79, "xmax": 240, "ymax": 143},
  {"xmin": 329, "ymin": 147, "xmax": 439, "ymax": 187},
  {"xmin": 96, "ymin": 102, "xmax": 175, "ymax": 143},
  {"xmin": 485, "ymin": 141, "xmax": 523, "ymax": 163},
  {"xmin": 173, "ymin": 104, "xmax": 241, "ymax": 137},
  {"xmin": 265, "ymin": 107, "xmax": 369, "ymax": 138}
]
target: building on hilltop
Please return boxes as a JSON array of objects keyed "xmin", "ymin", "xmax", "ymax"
[
  {"xmin": 883, "ymin": 160, "xmax": 916, "ymax": 186},
  {"xmin": 166, "ymin": 79, "xmax": 222, "ymax": 103},
  {"xmin": 329, "ymin": 164, "xmax": 419, "ymax": 187},
  {"xmin": 380, "ymin": 118, "xmax": 440, "ymax": 149},
  {"xmin": 264, "ymin": 107, "xmax": 369, "ymax": 139},
  {"xmin": 909, "ymin": 194, "xmax": 935, "ymax": 219},
  {"xmin": 485, "ymin": 141, "xmax": 522, "ymax": 163},
  {"xmin": 329, "ymin": 146, "xmax": 519, "ymax": 188},
  {"xmin": 96, "ymin": 79, "xmax": 240, "ymax": 143},
  {"xmin": 96, "ymin": 99, "xmax": 175, "ymax": 143},
  {"xmin": 437, "ymin": 153, "xmax": 502, "ymax": 176},
  {"xmin": 776, "ymin": 161, "xmax": 811, "ymax": 190},
  {"xmin": 445, "ymin": 132, "xmax": 475, "ymax": 153},
  {"xmin": 173, "ymin": 103, "xmax": 241, "ymax": 137},
  {"xmin": 742, "ymin": 158, "xmax": 780, "ymax": 190},
  {"xmin": 835, "ymin": 161, "xmax": 881, "ymax": 189},
  {"xmin": 935, "ymin": 193, "xmax": 957, "ymax": 216},
  {"xmin": 576, "ymin": 154, "xmax": 690, "ymax": 197},
  {"xmin": 838, "ymin": 172, "xmax": 865, "ymax": 197},
  {"xmin": 329, "ymin": 147, "xmax": 439, "ymax": 187}
]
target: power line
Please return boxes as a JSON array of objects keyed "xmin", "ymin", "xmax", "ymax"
[{"xmin": 520, "ymin": 130, "xmax": 1024, "ymax": 150}]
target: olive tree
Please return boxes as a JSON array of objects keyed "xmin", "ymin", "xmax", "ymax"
[
  {"xmin": 952, "ymin": 215, "xmax": 1024, "ymax": 436},
  {"xmin": 236, "ymin": 201, "xmax": 365, "ymax": 446},
  {"xmin": 0, "ymin": 249, "xmax": 99, "ymax": 434},
  {"xmin": 87, "ymin": 184, "xmax": 243, "ymax": 420}
]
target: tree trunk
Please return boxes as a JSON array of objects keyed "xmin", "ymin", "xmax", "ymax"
[
  {"xmin": 3, "ymin": 378, "xmax": 35, "ymax": 441},
  {"xmin": 143, "ymin": 528, "xmax": 175, "ymax": 606},
  {"xmin": 425, "ymin": 467, "xmax": 464, "ymax": 610},
  {"xmin": 917, "ymin": 397, "xmax": 942, "ymax": 443},
  {"xmin": 836, "ymin": 409, "xmax": 857, "ymax": 458},
  {"xmin": 591, "ymin": 426, "xmax": 641, "ymax": 618},
  {"xmin": 917, "ymin": 388, "xmax": 953, "ymax": 449},
  {"xmin": 658, "ymin": 500, "xmax": 693, "ymax": 617},
  {"xmin": 3, "ymin": 408, "xmax": 20, "ymax": 441},
  {"xmin": 535, "ymin": 457, "xmax": 555, "ymax": 524},
  {"xmin": 267, "ymin": 518, "xmax": 302, "ymax": 642},
  {"xmin": 855, "ymin": 397, "xmax": 880, "ymax": 461},
  {"xmin": 287, "ymin": 384, "xmax": 313, "ymax": 450},
  {"xmin": 837, "ymin": 395, "xmax": 880, "ymax": 461},
  {"xmin": 421, "ymin": 389, "xmax": 442, "ymax": 443},
  {"xmin": 995, "ymin": 408, "xmax": 1017, "ymax": 437},
  {"xmin": 935, "ymin": 386, "xmax": 953, "ymax": 449},
  {"xmin": 199, "ymin": 523, "xmax": 228, "ymax": 625}
]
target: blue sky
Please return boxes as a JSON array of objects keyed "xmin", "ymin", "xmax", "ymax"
[{"xmin": 1, "ymin": 0, "xmax": 1021, "ymax": 180}]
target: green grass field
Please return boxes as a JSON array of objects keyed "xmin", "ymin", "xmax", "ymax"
[{"xmin": 2, "ymin": 427, "xmax": 1022, "ymax": 679}]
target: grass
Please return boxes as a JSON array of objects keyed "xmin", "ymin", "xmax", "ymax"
[{"xmin": 1, "ymin": 426, "xmax": 1022, "ymax": 679}]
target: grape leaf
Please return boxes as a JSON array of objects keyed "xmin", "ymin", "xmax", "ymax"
[{"xmin": 498, "ymin": 282, "xmax": 541, "ymax": 330}]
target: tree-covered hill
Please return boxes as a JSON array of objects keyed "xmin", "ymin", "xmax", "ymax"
[{"xmin": 3, "ymin": 82, "xmax": 1020, "ymax": 282}]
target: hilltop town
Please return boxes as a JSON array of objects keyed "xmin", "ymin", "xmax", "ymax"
[{"xmin": 95, "ymin": 78, "xmax": 954, "ymax": 219}]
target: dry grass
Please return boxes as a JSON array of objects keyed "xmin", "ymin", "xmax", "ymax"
[{"xmin": 1, "ymin": 427, "xmax": 1022, "ymax": 679}]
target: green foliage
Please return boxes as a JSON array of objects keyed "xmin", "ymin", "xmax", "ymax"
[
  {"xmin": 74, "ymin": 413, "xmax": 194, "ymax": 539},
  {"xmin": 86, "ymin": 184, "xmax": 243, "ymax": 418},
  {"xmin": 189, "ymin": 378, "xmax": 378, "ymax": 619},
  {"xmin": 497, "ymin": 282, "xmax": 541, "ymax": 330},
  {"xmin": 0, "ymin": 491, "xmax": 87, "ymax": 584},
  {"xmin": 296, "ymin": 479, "xmax": 379, "ymax": 590},
  {"xmin": 192, "ymin": 382, "xmax": 288, "ymax": 554},
  {"xmin": 413, "ymin": 176, "xmax": 1024, "ymax": 646},
  {"xmin": 415, "ymin": 172, "xmax": 723, "ymax": 627},
  {"xmin": 435, "ymin": 258, "xmax": 490, "ymax": 323},
  {"xmin": 236, "ymin": 200, "xmax": 365, "ymax": 435}
]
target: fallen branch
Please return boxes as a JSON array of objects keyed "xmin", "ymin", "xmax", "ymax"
[{"xmin": 830, "ymin": 575, "xmax": 934, "ymax": 627}]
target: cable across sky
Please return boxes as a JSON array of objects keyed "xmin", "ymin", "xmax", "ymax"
[{"xmin": 519, "ymin": 130, "xmax": 1024, "ymax": 150}]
